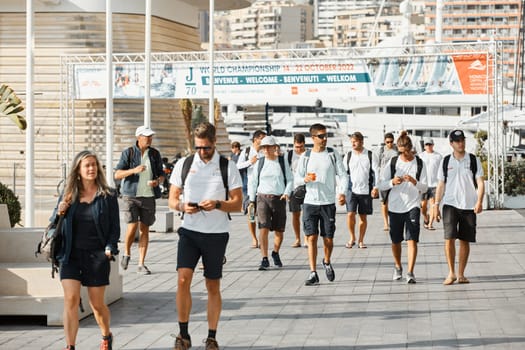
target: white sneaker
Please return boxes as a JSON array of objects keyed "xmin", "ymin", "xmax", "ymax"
[
  {"xmin": 406, "ymin": 272, "xmax": 416, "ymax": 284},
  {"xmin": 393, "ymin": 266, "xmax": 403, "ymax": 281},
  {"xmin": 137, "ymin": 265, "xmax": 151, "ymax": 275}
]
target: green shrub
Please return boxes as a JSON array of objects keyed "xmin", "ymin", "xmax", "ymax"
[
  {"xmin": 504, "ymin": 161, "xmax": 525, "ymax": 196},
  {"xmin": 0, "ymin": 182, "xmax": 21, "ymax": 227}
]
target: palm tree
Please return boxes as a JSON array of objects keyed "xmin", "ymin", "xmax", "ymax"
[{"xmin": 0, "ymin": 84, "xmax": 27, "ymax": 130}]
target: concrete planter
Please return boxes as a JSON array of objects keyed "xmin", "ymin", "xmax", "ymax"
[
  {"xmin": 0, "ymin": 227, "xmax": 123, "ymax": 326},
  {"xmin": 503, "ymin": 195, "xmax": 525, "ymax": 209}
]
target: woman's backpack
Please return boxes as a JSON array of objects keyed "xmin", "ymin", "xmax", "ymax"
[{"xmin": 35, "ymin": 214, "xmax": 64, "ymax": 278}]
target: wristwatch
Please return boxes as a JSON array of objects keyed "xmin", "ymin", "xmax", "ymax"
[{"xmin": 215, "ymin": 200, "xmax": 222, "ymax": 209}]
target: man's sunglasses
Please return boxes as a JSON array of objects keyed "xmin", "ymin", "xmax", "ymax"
[
  {"xmin": 312, "ymin": 133, "xmax": 327, "ymax": 140},
  {"xmin": 195, "ymin": 146, "xmax": 213, "ymax": 151}
]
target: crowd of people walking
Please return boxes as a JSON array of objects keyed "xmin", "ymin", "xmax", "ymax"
[{"xmin": 50, "ymin": 121, "xmax": 484, "ymax": 350}]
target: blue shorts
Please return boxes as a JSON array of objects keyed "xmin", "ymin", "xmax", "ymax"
[
  {"xmin": 388, "ymin": 207, "xmax": 421, "ymax": 243},
  {"xmin": 302, "ymin": 203, "xmax": 336, "ymax": 238},
  {"xmin": 60, "ymin": 249, "xmax": 110, "ymax": 287},
  {"xmin": 345, "ymin": 192, "xmax": 373, "ymax": 215},
  {"xmin": 177, "ymin": 227, "xmax": 229, "ymax": 279},
  {"xmin": 442, "ymin": 205, "xmax": 477, "ymax": 242}
]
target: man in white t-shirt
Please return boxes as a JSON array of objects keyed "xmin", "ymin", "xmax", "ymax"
[
  {"xmin": 295, "ymin": 123, "xmax": 348, "ymax": 286},
  {"xmin": 343, "ymin": 132, "xmax": 379, "ymax": 249},
  {"xmin": 434, "ymin": 129, "xmax": 484, "ymax": 286},
  {"xmin": 169, "ymin": 122, "xmax": 242, "ymax": 350},
  {"xmin": 418, "ymin": 137, "xmax": 442, "ymax": 230}
]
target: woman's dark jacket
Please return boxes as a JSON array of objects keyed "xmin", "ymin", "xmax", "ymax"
[{"xmin": 56, "ymin": 191, "xmax": 120, "ymax": 265}]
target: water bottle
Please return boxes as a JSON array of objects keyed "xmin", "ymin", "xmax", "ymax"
[{"xmin": 248, "ymin": 203, "xmax": 255, "ymax": 223}]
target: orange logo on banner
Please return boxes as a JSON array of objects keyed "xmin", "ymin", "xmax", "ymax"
[
  {"xmin": 452, "ymin": 54, "xmax": 491, "ymax": 94},
  {"xmin": 291, "ymin": 86, "xmax": 298, "ymax": 95}
]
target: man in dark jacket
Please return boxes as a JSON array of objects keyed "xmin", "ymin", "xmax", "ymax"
[{"xmin": 114, "ymin": 125, "xmax": 164, "ymax": 275}]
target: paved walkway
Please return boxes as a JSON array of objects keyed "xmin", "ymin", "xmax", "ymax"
[{"xmin": 1, "ymin": 203, "xmax": 525, "ymax": 349}]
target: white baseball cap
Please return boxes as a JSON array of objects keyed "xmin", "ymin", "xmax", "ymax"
[
  {"xmin": 260, "ymin": 135, "xmax": 277, "ymax": 147},
  {"xmin": 135, "ymin": 126, "xmax": 155, "ymax": 137}
]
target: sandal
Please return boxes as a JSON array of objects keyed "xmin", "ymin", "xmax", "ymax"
[
  {"xmin": 358, "ymin": 242, "xmax": 367, "ymax": 249},
  {"xmin": 291, "ymin": 241, "xmax": 301, "ymax": 248},
  {"xmin": 457, "ymin": 277, "xmax": 470, "ymax": 284},
  {"xmin": 383, "ymin": 226, "xmax": 389, "ymax": 231},
  {"xmin": 428, "ymin": 226, "xmax": 436, "ymax": 231},
  {"xmin": 443, "ymin": 276, "xmax": 457, "ymax": 285},
  {"xmin": 251, "ymin": 243, "xmax": 259, "ymax": 249},
  {"xmin": 345, "ymin": 241, "xmax": 355, "ymax": 249}
]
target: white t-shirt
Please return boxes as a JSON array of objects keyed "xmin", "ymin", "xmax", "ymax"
[
  {"xmin": 171, "ymin": 151, "xmax": 242, "ymax": 233},
  {"xmin": 418, "ymin": 150, "xmax": 443, "ymax": 187},
  {"xmin": 437, "ymin": 153, "xmax": 483, "ymax": 210},
  {"xmin": 378, "ymin": 156, "xmax": 428, "ymax": 213},
  {"xmin": 343, "ymin": 148, "xmax": 379, "ymax": 195},
  {"xmin": 294, "ymin": 149, "xmax": 348, "ymax": 205}
]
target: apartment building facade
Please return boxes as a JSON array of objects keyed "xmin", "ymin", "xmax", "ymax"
[
  {"xmin": 425, "ymin": 0, "xmax": 523, "ymax": 88},
  {"xmin": 213, "ymin": 0, "xmax": 313, "ymax": 49}
]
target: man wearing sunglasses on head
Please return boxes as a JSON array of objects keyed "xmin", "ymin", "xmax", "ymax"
[
  {"xmin": 295, "ymin": 123, "xmax": 348, "ymax": 286},
  {"xmin": 169, "ymin": 122, "xmax": 243, "ymax": 350}
]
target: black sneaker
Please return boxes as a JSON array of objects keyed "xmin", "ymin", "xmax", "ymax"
[
  {"xmin": 271, "ymin": 251, "xmax": 283, "ymax": 267},
  {"xmin": 258, "ymin": 258, "xmax": 270, "ymax": 271},
  {"xmin": 304, "ymin": 271, "xmax": 319, "ymax": 286},
  {"xmin": 100, "ymin": 333, "xmax": 113, "ymax": 350},
  {"xmin": 120, "ymin": 255, "xmax": 130, "ymax": 270},
  {"xmin": 322, "ymin": 260, "xmax": 335, "ymax": 282}
]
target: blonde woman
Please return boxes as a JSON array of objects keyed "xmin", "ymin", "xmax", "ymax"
[{"xmin": 56, "ymin": 150, "xmax": 120, "ymax": 350}]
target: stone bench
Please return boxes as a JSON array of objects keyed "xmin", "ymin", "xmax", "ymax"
[{"xmin": 0, "ymin": 227, "xmax": 123, "ymax": 326}]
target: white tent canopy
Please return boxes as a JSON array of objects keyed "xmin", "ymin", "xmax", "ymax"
[{"xmin": 459, "ymin": 104, "xmax": 525, "ymax": 127}]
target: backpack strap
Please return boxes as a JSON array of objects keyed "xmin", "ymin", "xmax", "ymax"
[
  {"xmin": 469, "ymin": 153, "xmax": 478, "ymax": 189},
  {"xmin": 181, "ymin": 154, "xmax": 231, "ymax": 219},
  {"xmin": 244, "ymin": 146, "xmax": 251, "ymax": 161},
  {"xmin": 256, "ymin": 155, "xmax": 287, "ymax": 188},
  {"xmin": 443, "ymin": 153, "xmax": 477, "ymax": 188},
  {"xmin": 415, "ymin": 155, "xmax": 423, "ymax": 181},
  {"xmin": 287, "ymin": 149, "xmax": 293, "ymax": 166},
  {"xmin": 390, "ymin": 155, "xmax": 398, "ymax": 180},
  {"xmin": 390, "ymin": 155, "xmax": 423, "ymax": 181}
]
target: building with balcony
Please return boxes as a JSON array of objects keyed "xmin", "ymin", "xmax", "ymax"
[
  {"xmin": 212, "ymin": 0, "xmax": 313, "ymax": 50},
  {"xmin": 424, "ymin": 0, "xmax": 523, "ymax": 89}
]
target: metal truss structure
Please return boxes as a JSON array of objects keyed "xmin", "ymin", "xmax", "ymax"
[{"xmin": 60, "ymin": 41, "xmax": 505, "ymax": 207}]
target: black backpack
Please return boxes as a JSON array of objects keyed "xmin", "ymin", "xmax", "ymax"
[
  {"xmin": 180, "ymin": 154, "xmax": 231, "ymax": 219},
  {"xmin": 442, "ymin": 153, "xmax": 478, "ymax": 189},
  {"xmin": 35, "ymin": 214, "xmax": 65, "ymax": 278}
]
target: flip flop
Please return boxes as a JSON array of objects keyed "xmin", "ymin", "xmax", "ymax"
[
  {"xmin": 458, "ymin": 277, "xmax": 470, "ymax": 284},
  {"xmin": 443, "ymin": 277, "xmax": 457, "ymax": 285},
  {"xmin": 291, "ymin": 242, "xmax": 301, "ymax": 248},
  {"xmin": 428, "ymin": 226, "xmax": 436, "ymax": 231},
  {"xmin": 345, "ymin": 241, "xmax": 356, "ymax": 249},
  {"xmin": 358, "ymin": 242, "xmax": 367, "ymax": 249}
]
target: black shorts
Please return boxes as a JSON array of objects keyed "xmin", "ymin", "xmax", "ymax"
[
  {"xmin": 257, "ymin": 194, "xmax": 287, "ymax": 231},
  {"xmin": 302, "ymin": 203, "xmax": 336, "ymax": 238},
  {"xmin": 442, "ymin": 205, "xmax": 477, "ymax": 242},
  {"xmin": 288, "ymin": 187, "xmax": 304, "ymax": 213},
  {"xmin": 380, "ymin": 190, "xmax": 390, "ymax": 203},
  {"xmin": 388, "ymin": 208, "xmax": 421, "ymax": 244},
  {"xmin": 60, "ymin": 249, "xmax": 110, "ymax": 287},
  {"xmin": 422, "ymin": 187, "xmax": 437, "ymax": 200},
  {"xmin": 177, "ymin": 227, "xmax": 229, "ymax": 279},
  {"xmin": 345, "ymin": 192, "xmax": 373, "ymax": 215}
]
